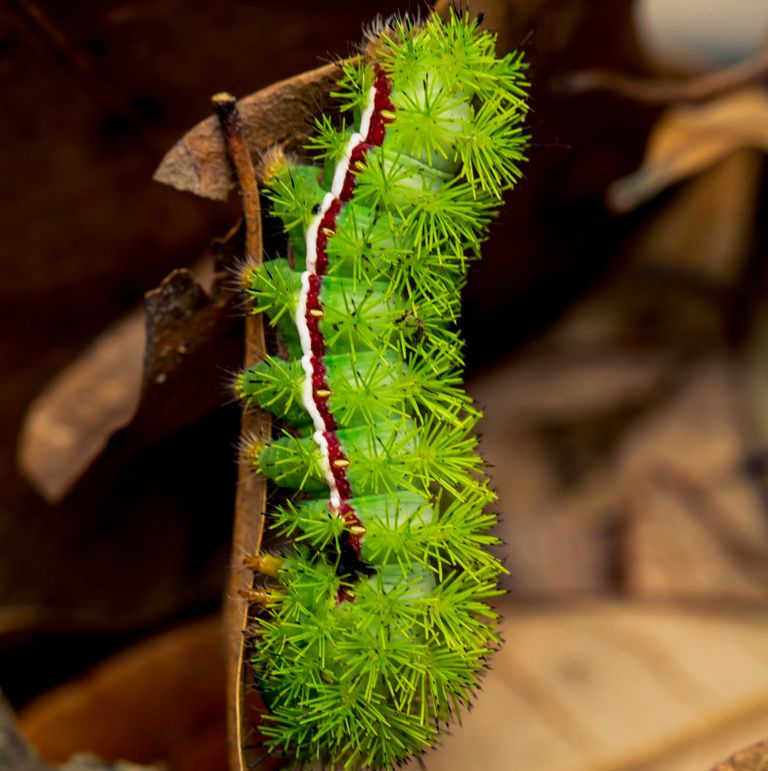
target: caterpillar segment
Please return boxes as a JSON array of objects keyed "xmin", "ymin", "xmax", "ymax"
[{"xmin": 237, "ymin": 11, "xmax": 528, "ymax": 769}]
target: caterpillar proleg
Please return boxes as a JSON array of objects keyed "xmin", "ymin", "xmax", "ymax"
[{"xmin": 236, "ymin": 10, "xmax": 528, "ymax": 768}]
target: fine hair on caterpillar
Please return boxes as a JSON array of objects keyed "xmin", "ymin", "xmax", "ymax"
[{"xmin": 235, "ymin": 9, "xmax": 528, "ymax": 769}]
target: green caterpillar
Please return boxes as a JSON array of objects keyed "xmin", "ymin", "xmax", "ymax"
[{"xmin": 236, "ymin": 10, "xmax": 528, "ymax": 769}]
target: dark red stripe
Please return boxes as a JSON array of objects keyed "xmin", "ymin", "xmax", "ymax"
[
  {"xmin": 302, "ymin": 68, "xmax": 394, "ymax": 572},
  {"xmin": 304, "ymin": 274, "xmax": 325, "ymax": 358},
  {"xmin": 310, "ymin": 357, "xmax": 335, "ymax": 431},
  {"xmin": 315, "ymin": 198, "xmax": 342, "ymax": 275}
]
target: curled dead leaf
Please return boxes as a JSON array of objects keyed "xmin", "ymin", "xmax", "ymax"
[
  {"xmin": 0, "ymin": 694, "xmax": 162, "ymax": 771},
  {"xmin": 19, "ymin": 617, "xmax": 228, "ymax": 771},
  {"xmin": 402, "ymin": 599, "xmax": 768, "ymax": 771},
  {"xmin": 18, "ymin": 237, "xmax": 243, "ymax": 503},
  {"xmin": 609, "ymin": 87, "xmax": 768, "ymax": 212},
  {"xmin": 17, "ymin": 309, "xmax": 144, "ymax": 504},
  {"xmin": 713, "ymin": 738, "xmax": 768, "ymax": 770},
  {"xmin": 153, "ymin": 62, "xmax": 345, "ymax": 201}
]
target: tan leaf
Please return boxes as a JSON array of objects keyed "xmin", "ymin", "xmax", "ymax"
[
  {"xmin": 19, "ymin": 617, "xmax": 230, "ymax": 771},
  {"xmin": 153, "ymin": 62, "xmax": 344, "ymax": 201},
  {"xmin": 622, "ymin": 149, "xmax": 762, "ymax": 284},
  {"xmin": 17, "ymin": 249, "xmax": 243, "ymax": 503},
  {"xmin": 609, "ymin": 87, "xmax": 768, "ymax": 212},
  {"xmin": 620, "ymin": 358, "xmax": 768, "ymax": 603},
  {"xmin": 713, "ymin": 738, "xmax": 768, "ymax": 770},
  {"xmin": 405, "ymin": 600, "xmax": 768, "ymax": 771}
]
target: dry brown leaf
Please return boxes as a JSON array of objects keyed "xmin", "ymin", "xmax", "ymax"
[
  {"xmin": 17, "ymin": 601, "xmax": 768, "ymax": 771},
  {"xmin": 470, "ymin": 273, "xmax": 698, "ymax": 596},
  {"xmin": 620, "ymin": 358, "xmax": 768, "ymax": 603},
  {"xmin": 153, "ymin": 62, "xmax": 344, "ymax": 201},
  {"xmin": 403, "ymin": 599, "xmax": 768, "ymax": 771},
  {"xmin": 0, "ymin": 695, "xmax": 161, "ymax": 771},
  {"xmin": 58, "ymin": 760, "xmax": 162, "ymax": 771},
  {"xmin": 153, "ymin": 0, "xmax": 660, "ymax": 370},
  {"xmin": 200, "ymin": 94, "xmax": 275, "ymax": 771},
  {"xmin": 609, "ymin": 87, "xmax": 768, "ymax": 212},
  {"xmin": 18, "ymin": 250, "xmax": 242, "ymax": 503},
  {"xmin": 713, "ymin": 739, "xmax": 768, "ymax": 770},
  {"xmin": 19, "ymin": 617, "xmax": 229, "ymax": 771},
  {"xmin": 16, "ymin": 308, "xmax": 143, "ymax": 503},
  {"xmin": 622, "ymin": 148, "xmax": 762, "ymax": 284},
  {"xmin": 471, "ymin": 340, "xmax": 676, "ymax": 595},
  {"xmin": 144, "ymin": 4, "xmax": 756, "ymax": 769}
]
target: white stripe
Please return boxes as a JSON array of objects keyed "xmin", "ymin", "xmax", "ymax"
[
  {"xmin": 331, "ymin": 133, "xmax": 363, "ymax": 198},
  {"xmin": 304, "ymin": 192, "xmax": 336, "ymax": 273},
  {"xmin": 359, "ymin": 85, "xmax": 378, "ymax": 140},
  {"xmin": 328, "ymin": 85, "xmax": 378, "ymax": 198},
  {"xmin": 295, "ymin": 83, "xmax": 380, "ymax": 515},
  {"xmin": 295, "ymin": 275, "xmax": 313, "ymax": 360}
]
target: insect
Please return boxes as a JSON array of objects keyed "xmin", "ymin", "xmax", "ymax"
[{"xmin": 235, "ymin": 10, "xmax": 528, "ymax": 769}]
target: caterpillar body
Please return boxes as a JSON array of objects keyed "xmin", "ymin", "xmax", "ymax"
[{"xmin": 236, "ymin": 11, "xmax": 528, "ymax": 769}]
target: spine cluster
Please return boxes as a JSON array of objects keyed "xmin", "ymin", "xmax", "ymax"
[{"xmin": 236, "ymin": 11, "xmax": 528, "ymax": 769}]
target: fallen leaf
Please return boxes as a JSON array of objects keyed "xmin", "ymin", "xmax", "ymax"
[
  {"xmin": 620, "ymin": 358, "xmax": 768, "ymax": 603},
  {"xmin": 29, "ymin": 602, "xmax": 766, "ymax": 771},
  {"xmin": 153, "ymin": 61, "xmax": 344, "ymax": 201},
  {"xmin": 713, "ymin": 738, "xmax": 768, "ymax": 770},
  {"xmin": 17, "ymin": 237, "xmax": 243, "ymax": 503},
  {"xmin": 609, "ymin": 87, "xmax": 768, "ymax": 212},
  {"xmin": 472, "ymin": 337, "xmax": 678, "ymax": 596},
  {"xmin": 561, "ymin": 47, "xmax": 768, "ymax": 104},
  {"xmin": 404, "ymin": 599, "xmax": 768, "ymax": 771},
  {"xmin": 154, "ymin": 0, "xmax": 662, "ymax": 372},
  {"xmin": 622, "ymin": 149, "xmax": 762, "ymax": 284},
  {"xmin": 17, "ymin": 308, "xmax": 144, "ymax": 503},
  {"xmin": 0, "ymin": 695, "xmax": 161, "ymax": 771},
  {"xmin": 19, "ymin": 617, "xmax": 231, "ymax": 771}
]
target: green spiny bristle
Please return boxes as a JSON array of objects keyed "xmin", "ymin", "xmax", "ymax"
[
  {"xmin": 325, "ymin": 206, "xmax": 470, "ymax": 323},
  {"xmin": 253, "ymin": 417, "xmax": 487, "ymax": 501},
  {"xmin": 271, "ymin": 497, "xmax": 347, "ymax": 549},
  {"xmin": 238, "ymin": 355, "xmax": 309, "ymax": 425},
  {"xmin": 241, "ymin": 349, "xmax": 476, "ymax": 431},
  {"xmin": 396, "ymin": 362, "xmax": 478, "ymax": 427},
  {"xmin": 383, "ymin": 77, "xmax": 470, "ymax": 172},
  {"xmin": 376, "ymin": 11, "xmax": 527, "ymax": 105},
  {"xmin": 245, "ymin": 258, "xmax": 301, "ymax": 323},
  {"xmin": 454, "ymin": 93, "xmax": 529, "ymax": 196},
  {"xmin": 330, "ymin": 56, "xmax": 375, "ymax": 117},
  {"xmin": 328, "ymin": 351, "xmax": 475, "ymax": 429},
  {"xmin": 352, "ymin": 152, "xmax": 496, "ymax": 255},
  {"xmin": 264, "ymin": 162, "xmax": 326, "ymax": 259},
  {"xmin": 368, "ymin": 11, "xmax": 529, "ymax": 202},
  {"xmin": 360, "ymin": 490, "xmax": 504, "ymax": 583},
  {"xmin": 247, "ymin": 257, "xmax": 469, "ymax": 364},
  {"xmin": 252, "ymin": 545, "xmax": 503, "ymax": 767},
  {"xmin": 249, "ymin": 432, "xmax": 326, "ymax": 493},
  {"xmin": 306, "ymin": 113, "xmax": 354, "ymax": 180},
  {"xmin": 325, "ymin": 203, "xmax": 407, "ymax": 279}
]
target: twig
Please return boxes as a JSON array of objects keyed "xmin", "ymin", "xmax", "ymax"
[
  {"xmin": 213, "ymin": 93, "xmax": 271, "ymax": 771},
  {"xmin": 212, "ymin": 94, "xmax": 263, "ymax": 267},
  {"xmin": 559, "ymin": 46, "xmax": 768, "ymax": 104}
]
